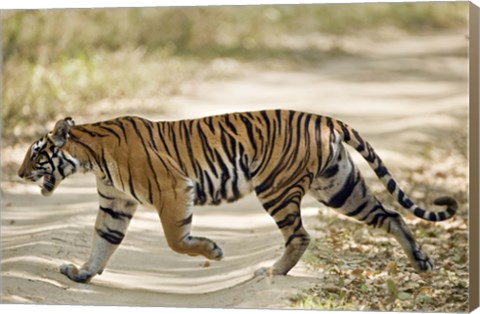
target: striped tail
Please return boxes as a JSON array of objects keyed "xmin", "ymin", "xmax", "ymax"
[{"xmin": 331, "ymin": 118, "xmax": 457, "ymax": 222}]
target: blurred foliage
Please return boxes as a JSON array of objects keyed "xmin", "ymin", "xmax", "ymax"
[
  {"xmin": 2, "ymin": 3, "xmax": 468, "ymax": 62},
  {"xmin": 1, "ymin": 3, "xmax": 468, "ymax": 142}
]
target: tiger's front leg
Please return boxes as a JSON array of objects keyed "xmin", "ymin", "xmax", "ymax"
[
  {"xmin": 156, "ymin": 183, "xmax": 224, "ymax": 262},
  {"xmin": 60, "ymin": 179, "xmax": 137, "ymax": 283}
]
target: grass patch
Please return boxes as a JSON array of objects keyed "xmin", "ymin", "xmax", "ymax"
[
  {"xmin": 3, "ymin": 4, "xmax": 468, "ymax": 62},
  {"xmin": 2, "ymin": 49, "xmax": 241, "ymax": 143},
  {"xmin": 291, "ymin": 293, "xmax": 359, "ymax": 310}
]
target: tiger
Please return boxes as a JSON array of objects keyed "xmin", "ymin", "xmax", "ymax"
[{"xmin": 18, "ymin": 109, "xmax": 457, "ymax": 283}]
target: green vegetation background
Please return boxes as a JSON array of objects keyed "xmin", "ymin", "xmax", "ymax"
[{"xmin": 1, "ymin": 3, "xmax": 468, "ymax": 142}]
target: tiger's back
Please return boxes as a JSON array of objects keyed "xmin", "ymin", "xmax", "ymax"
[{"xmin": 152, "ymin": 110, "xmax": 331, "ymax": 206}]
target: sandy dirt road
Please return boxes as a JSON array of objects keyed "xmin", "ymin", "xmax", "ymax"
[{"xmin": 1, "ymin": 31, "xmax": 468, "ymax": 308}]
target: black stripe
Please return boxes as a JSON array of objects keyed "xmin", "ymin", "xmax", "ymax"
[
  {"xmin": 339, "ymin": 121, "xmax": 351, "ymax": 142},
  {"xmin": 447, "ymin": 207, "xmax": 456, "ymax": 216},
  {"xmin": 352, "ymin": 129, "xmax": 365, "ymax": 151},
  {"xmin": 156, "ymin": 122, "xmax": 172, "ymax": 156},
  {"xmin": 397, "ymin": 190, "xmax": 414, "ymax": 208},
  {"xmin": 213, "ymin": 150, "xmax": 230, "ymax": 199},
  {"xmin": 197, "ymin": 123, "xmax": 218, "ymax": 177},
  {"xmin": 276, "ymin": 212, "xmax": 299, "ymax": 229},
  {"xmin": 204, "ymin": 170, "xmax": 216, "ymax": 203},
  {"xmin": 111, "ymin": 119, "xmax": 129, "ymax": 144},
  {"xmin": 100, "ymin": 206, "xmax": 133, "ymax": 220},
  {"xmin": 176, "ymin": 214, "xmax": 193, "ymax": 227},
  {"xmin": 182, "ymin": 121, "xmax": 198, "ymax": 176},
  {"xmin": 96, "ymin": 227, "xmax": 125, "ymax": 245},
  {"xmin": 255, "ymin": 178, "xmax": 273, "ymax": 198},
  {"xmin": 325, "ymin": 162, "xmax": 359, "ymax": 209},
  {"xmin": 438, "ymin": 212, "xmax": 446, "ymax": 221},
  {"xmin": 100, "ymin": 146, "xmax": 114, "ymax": 185},
  {"xmin": 295, "ymin": 112, "xmax": 305, "ymax": 149},
  {"xmin": 148, "ymin": 180, "xmax": 154, "ymax": 204},
  {"xmin": 97, "ymin": 190, "xmax": 115, "ymax": 200},
  {"xmin": 141, "ymin": 120, "xmax": 158, "ymax": 151},
  {"xmin": 57, "ymin": 155, "xmax": 67, "ymax": 179},
  {"xmin": 368, "ymin": 209, "xmax": 398, "ymax": 227},
  {"xmin": 69, "ymin": 135, "xmax": 101, "ymax": 167},
  {"xmin": 375, "ymin": 165, "xmax": 388, "ymax": 177},
  {"xmin": 270, "ymin": 189, "xmax": 303, "ymax": 217},
  {"xmin": 325, "ymin": 117, "xmax": 335, "ymax": 136},
  {"xmin": 126, "ymin": 117, "xmax": 162, "ymax": 196},
  {"xmin": 260, "ymin": 110, "xmax": 271, "ymax": 131},
  {"xmin": 368, "ymin": 213, "xmax": 386, "ymax": 227},
  {"xmin": 219, "ymin": 125, "xmax": 235, "ymax": 164},
  {"xmin": 275, "ymin": 109, "xmax": 282, "ymax": 135},
  {"xmin": 363, "ymin": 144, "xmax": 376, "ymax": 163},
  {"xmin": 195, "ymin": 182, "xmax": 207, "ymax": 205},
  {"xmin": 262, "ymin": 193, "xmax": 285, "ymax": 213},
  {"xmin": 238, "ymin": 143, "xmax": 251, "ymax": 180},
  {"xmin": 315, "ymin": 116, "xmax": 323, "ymax": 175},
  {"xmin": 76, "ymin": 126, "xmax": 108, "ymax": 138},
  {"xmin": 322, "ymin": 164, "xmax": 339, "ymax": 178},
  {"xmin": 359, "ymin": 203, "xmax": 381, "ymax": 221},
  {"xmin": 188, "ymin": 119, "xmax": 195, "ymax": 135},
  {"xmin": 169, "ymin": 122, "xmax": 186, "ymax": 172},
  {"xmin": 251, "ymin": 111, "xmax": 275, "ymax": 177},
  {"xmin": 63, "ymin": 153, "xmax": 77, "ymax": 169},
  {"xmin": 414, "ymin": 207, "xmax": 425, "ymax": 218},
  {"xmin": 285, "ymin": 231, "xmax": 307, "ymax": 247},
  {"xmin": 280, "ymin": 115, "xmax": 294, "ymax": 155},
  {"xmin": 387, "ymin": 179, "xmax": 396, "ymax": 193},
  {"xmin": 224, "ymin": 115, "xmax": 238, "ymax": 135},
  {"xmin": 97, "ymin": 125, "xmax": 121, "ymax": 144},
  {"xmin": 128, "ymin": 166, "xmax": 141, "ymax": 203},
  {"xmin": 346, "ymin": 201, "xmax": 368, "ymax": 217},
  {"xmin": 231, "ymin": 173, "xmax": 240, "ymax": 201},
  {"xmin": 204, "ymin": 117, "xmax": 216, "ymax": 133},
  {"xmin": 240, "ymin": 115, "xmax": 257, "ymax": 152}
]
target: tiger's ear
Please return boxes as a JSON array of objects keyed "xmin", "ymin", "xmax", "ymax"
[{"xmin": 49, "ymin": 117, "xmax": 75, "ymax": 147}]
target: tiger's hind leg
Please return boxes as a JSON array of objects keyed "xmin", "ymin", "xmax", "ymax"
[
  {"xmin": 254, "ymin": 179, "xmax": 311, "ymax": 276},
  {"xmin": 60, "ymin": 178, "xmax": 138, "ymax": 283},
  {"xmin": 254, "ymin": 203, "xmax": 310, "ymax": 277},
  {"xmin": 155, "ymin": 182, "xmax": 223, "ymax": 261},
  {"xmin": 310, "ymin": 144, "xmax": 433, "ymax": 272}
]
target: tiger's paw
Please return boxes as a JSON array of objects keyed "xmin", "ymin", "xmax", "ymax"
[
  {"xmin": 254, "ymin": 267, "xmax": 282, "ymax": 277},
  {"xmin": 60, "ymin": 263, "xmax": 94, "ymax": 283},
  {"xmin": 412, "ymin": 249, "xmax": 434, "ymax": 272},
  {"xmin": 207, "ymin": 242, "xmax": 224, "ymax": 261}
]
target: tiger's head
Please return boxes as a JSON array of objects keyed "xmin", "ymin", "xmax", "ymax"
[{"xmin": 18, "ymin": 117, "xmax": 77, "ymax": 196}]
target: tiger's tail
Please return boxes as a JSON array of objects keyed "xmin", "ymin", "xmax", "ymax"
[{"xmin": 330, "ymin": 118, "xmax": 457, "ymax": 222}]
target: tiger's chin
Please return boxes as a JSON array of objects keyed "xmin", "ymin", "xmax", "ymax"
[{"xmin": 40, "ymin": 175, "xmax": 57, "ymax": 197}]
